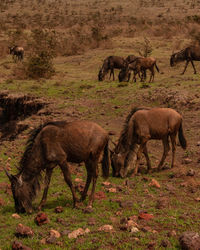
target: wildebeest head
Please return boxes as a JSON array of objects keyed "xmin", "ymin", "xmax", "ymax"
[
  {"xmin": 118, "ymin": 67, "xmax": 130, "ymax": 82},
  {"xmin": 111, "ymin": 151, "xmax": 126, "ymax": 177},
  {"xmin": 170, "ymin": 53, "xmax": 177, "ymax": 67},
  {"xmin": 4, "ymin": 169, "xmax": 33, "ymax": 213},
  {"xmin": 98, "ymin": 69, "xmax": 104, "ymax": 81}
]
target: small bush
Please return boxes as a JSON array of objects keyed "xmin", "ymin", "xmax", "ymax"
[{"xmin": 137, "ymin": 37, "xmax": 153, "ymax": 57}]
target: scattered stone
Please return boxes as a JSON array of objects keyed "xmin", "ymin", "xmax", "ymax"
[
  {"xmin": 12, "ymin": 213, "xmax": 21, "ymax": 219},
  {"xmin": 15, "ymin": 224, "xmax": 34, "ymax": 238},
  {"xmin": 196, "ymin": 141, "xmax": 200, "ymax": 146},
  {"xmin": 168, "ymin": 230, "xmax": 177, "ymax": 237},
  {"xmin": 160, "ymin": 239, "xmax": 170, "ymax": 248},
  {"xmin": 88, "ymin": 217, "xmax": 96, "ymax": 225},
  {"xmin": 179, "ymin": 231, "xmax": 200, "ymax": 250},
  {"xmin": 195, "ymin": 197, "xmax": 200, "ymax": 202},
  {"xmin": 142, "ymin": 177, "xmax": 149, "ymax": 182},
  {"xmin": 74, "ymin": 178, "xmax": 83, "ymax": 183},
  {"xmin": 68, "ymin": 228, "xmax": 89, "ymax": 239},
  {"xmin": 56, "ymin": 218, "xmax": 69, "ymax": 226},
  {"xmin": 106, "ymin": 187, "xmax": 117, "ymax": 193},
  {"xmin": 156, "ymin": 198, "xmax": 168, "ymax": 209},
  {"xmin": 82, "ymin": 206, "xmax": 93, "ymax": 214},
  {"xmin": 102, "ymin": 181, "xmax": 112, "ymax": 188},
  {"xmin": 46, "ymin": 236, "xmax": 57, "ymax": 244},
  {"xmin": 12, "ymin": 240, "xmax": 31, "ymax": 250},
  {"xmin": 75, "ymin": 182, "xmax": 85, "ymax": 193},
  {"xmin": 147, "ymin": 241, "xmax": 156, "ymax": 250},
  {"xmin": 39, "ymin": 238, "xmax": 46, "ymax": 245},
  {"xmin": 94, "ymin": 191, "xmax": 106, "ymax": 200},
  {"xmin": 50, "ymin": 229, "xmax": 61, "ymax": 238},
  {"xmin": 141, "ymin": 226, "xmax": 152, "ymax": 233},
  {"xmin": 138, "ymin": 212, "xmax": 154, "ymax": 220},
  {"xmin": 98, "ymin": 225, "xmax": 114, "ymax": 232},
  {"xmin": 54, "ymin": 206, "xmax": 63, "ymax": 213},
  {"xmin": 182, "ymin": 158, "xmax": 192, "ymax": 164},
  {"xmin": 187, "ymin": 169, "xmax": 195, "ymax": 176},
  {"xmin": 119, "ymin": 200, "xmax": 133, "ymax": 208},
  {"xmin": 149, "ymin": 178, "xmax": 161, "ymax": 188},
  {"xmin": 35, "ymin": 212, "xmax": 49, "ymax": 226},
  {"xmin": 130, "ymin": 226, "xmax": 139, "ymax": 233}
]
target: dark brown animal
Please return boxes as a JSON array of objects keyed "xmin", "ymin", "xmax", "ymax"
[
  {"xmin": 118, "ymin": 56, "xmax": 146, "ymax": 82},
  {"xmin": 132, "ymin": 57, "xmax": 159, "ymax": 83},
  {"xmin": 111, "ymin": 107, "xmax": 187, "ymax": 178},
  {"xmin": 4, "ymin": 120, "xmax": 110, "ymax": 213},
  {"xmin": 170, "ymin": 46, "xmax": 200, "ymax": 74},
  {"xmin": 9, "ymin": 46, "xmax": 24, "ymax": 61},
  {"xmin": 98, "ymin": 56, "xmax": 127, "ymax": 81}
]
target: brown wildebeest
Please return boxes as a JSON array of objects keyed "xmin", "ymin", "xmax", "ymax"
[
  {"xmin": 9, "ymin": 46, "xmax": 24, "ymax": 61},
  {"xmin": 111, "ymin": 107, "xmax": 187, "ymax": 178},
  {"xmin": 170, "ymin": 46, "xmax": 200, "ymax": 75},
  {"xmin": 4, "ymin": 120, "xmax": 110, "ymax": 213},
  {"xmin": 118, "ymin": 56, "xmax": 146, "ymax": 82},
  {"xmin": 132, "ymin": 57, "xmax": 159, "ymax": 83},
  {"xmin": 98, "ymin": 56, "xmax": 127, "ymax": 81}
]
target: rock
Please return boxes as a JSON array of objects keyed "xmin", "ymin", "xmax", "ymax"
[
  {"xmin": 94, "ymin": 191, "xmax": 106, "ymax": 200},
  {"xmin": 74, "ymin": 178, "xmax": 83, "ymax": 183},
  {"xmin": 147, "ymin": 241, "xmax": 156, "ymax": 250},
  {"xmin": 106, "ymin": 187, "xmax": 117, "ymax": 193},
  {"xmin": 187, "ymin": 169, "xmax": 195, "ymax": 176},
  {"xmin": 119, "ymin": 200, "xmax": 133, "ymax": 208},
  {"xmin": 40, "ymin": 239, "xmax": 46, "ymax": 244},
  {"xmin": 138, "ymin": 212, "xmax": 154, "ymax": 220},
  {"xmin": 160, "ymin": 239, "xmax": 170, "ymax": 248},
  {"xmin": 182, "ymin": 158, "xmax": 192, "ymax": 164},
  {"xmin": 68, "ymin": 228, "xmax": 88, "ymax": 239},
  {"xmin": 179, "ymin": 231, "xmax": 200, "ymax": 250},
  {"xmin": 50, "ymin": 229, "xmax": 61, "ymax": 238},
  {"xmin": 195, "ymin": 197, "xmax": 200, "ymax": 202},
  {"xmin": 54, "ymin": 206, "xmax": 63, "ymax": 213},
  {"xmin": 46, "ymin": 236, "xmax": 57, "ymax": 244},
  {"xmin": 130, "ymin": 226, "xmax": 139, "ymax": 233},
  {"xmin": 98, "ymin": 225, "xmax": 114, "ymax": 232},
  {"xmin": 102, "ymin": 181, "xmax": 112, "ymax": 188},
  {"xmin": 168, "ymin": 230, "xmax": 177, "ymax": 237},
  {"xmin": 82, "ymin": 206, "xmax": 93, "ymax": 214},
  {"xmin": 56, "ymin": 218, "xmax": 69, "ymax": 226},
  {"xmin": 35, "ymin": 212, "xmax": 49, "ymax": 226},
  {"xmin": 149, "ymin": 179, "xmax": 161, "ymax": 188},
  {"xmin": 12, "ymin": 213, "xmax": 21, "ymax": 219},
  {"xmin": 141, "ymin": 226, "xmax": 152, "ymax": 233},
  {"xmin": 12, "ymin": 240, "xmax": 31, "ymax": 250},
  {"xmin": 15, "ymin": 224, "xmax": 34, "ymax": 238},
  {"xmin": 88, "ymin": 217, "xmax": 96, "ymax": 225},
  {"xmin": 156, "ymin": 198, "xmax": 168, "ymax": 209},
  {"xmin": 196, "ymin": 141, "xmax": 200, "ymax": 146}
]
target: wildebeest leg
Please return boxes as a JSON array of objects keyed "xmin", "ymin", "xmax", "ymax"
[
  {"xmin": 133, "ymin": 143, "xmax": 146, "ymax": 175},
  {"xmin": 88, "ymin": 159, "xmax": 99, "ymax": 207},
  {"xmin": 123, "ymin": 143, "xmax": 139, "ymax": 177},
  {"xmin": 142, "ymin": 144, "xmax": 152, "ymax": 172},
  {"xmin": 170, "ymin": 133, "xmax": 176, "ymax": 168},
  {"xmin": 59, "ymin": 161, "xmax": 78, "ymax": 208},
  {"xmin": 80, "ymin": 161, "xmax": 92, "ymax": 202},
  {"xmin": 149, "ymin": 68, "xmax": 154, "ymax": 83},
  {"xmin": 38, "ymin": 167, "xmax": 53, "ymax": 210},
  {"xmin": 181, "ymin": 60, "xmax": 189, "ymax": 75},
  {"xmin": 190, "ymin": 60, "xmax": 197, "ymax": 74},
  {"xmin": 157, "ymin": 137, "xmax": 170, "ymax": 170}
]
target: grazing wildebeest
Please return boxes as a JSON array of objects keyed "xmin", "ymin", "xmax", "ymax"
[
  {"xmin": 132, "ymin": 57, "xmax": 159, "ymax": 83},
  {"xmin": 170, "ymin": 46, "xmax": 200, "ymax": 75},
  {"xmin": 118, "ymin": 56, "xmax": 146, "ymax": 82},
  {"xmin": 4, "ymin": 120, "xmax": 110, "ymax": 213},
  {"xmin": 111, "ymin": 107, "xmax": 187, "ymax": 178},
  {"xmin": 9, "ymin": 46, "xmax": 24, "ymax": 61},
  {"xmin": 98, "ymin": 56, "xmax": 127, "ymax": 81}
]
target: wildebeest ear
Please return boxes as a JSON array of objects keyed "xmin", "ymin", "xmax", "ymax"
[{"xmin": 4, "ymin": 168, "xmax": 16, "ymax": 182}]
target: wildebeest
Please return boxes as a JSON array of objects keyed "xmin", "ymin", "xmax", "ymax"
[
  {"xmin": 132, "ymin": 57, "xmax": 159, "ymax": 83},
  {"xmin": 98, "ymin": 56, "xmax": 127, "ymax": 81},
  {"xmin": 4, "ymin": 120, "xmax": 110, "ymax": 213},
  {"xmin": 9, "ymin": 46, "xmax": 24, "ymax": 61},
  {"xmin": 118, "ymin": 56, "xmax": 146, "ymax": 82},
  {"xmin": 170, "ymin": 46, "xmax": 200, "ymax": 74},
  {"xmin": 111, "ymin": 107, "xmax": 187, "ymax": 178}
]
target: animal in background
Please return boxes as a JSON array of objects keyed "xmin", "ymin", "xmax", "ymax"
[
  {"xmin": 111, "ymin": 107, "xmax": 187, "ymax": 178},
  {"xmin": 98, "ymin": 56, "xmax": 127, "ymax": 81},
  {"xmin": 9, "ymin": 46, "xmax": 24, "ymax": 61},
  {"xmin": 170, "ymin": 46, "xmax": 200, "ymax": 74}
]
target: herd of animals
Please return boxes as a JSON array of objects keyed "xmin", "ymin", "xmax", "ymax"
[{"xmin": 4, "ymin": 43, "xmax": 199, "ymax": 214}]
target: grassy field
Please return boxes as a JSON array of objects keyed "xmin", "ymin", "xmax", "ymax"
[{"xmin": 0, "ymin": 1, "xmax": 200, "ymax": 249}]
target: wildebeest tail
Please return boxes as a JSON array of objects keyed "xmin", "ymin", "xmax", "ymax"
[
  {"xmin": 155, "ymin": 62, "xmax": 160, "ymax": 72},
  {"xmin": 102, "ymin": 140, "xmax": 110, "ymax": 178},
  {"xmin": 178, "ymin": 121, "xmax": 187, "ymax": 149}
]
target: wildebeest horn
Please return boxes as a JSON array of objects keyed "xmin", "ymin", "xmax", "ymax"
[
  {"xmin": 18, "ymin": 175, "xmax": 23, "ymax": 186},
  {"xmin": 4, "ymin": 167, "xmax": 13, "ymax": 181}
]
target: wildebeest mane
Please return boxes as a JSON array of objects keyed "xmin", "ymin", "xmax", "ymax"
[
  {"xmin": 115, "ymin": 107, "xmax": 149, "ymax": 153},
  {"xmin": 19, "ymin": 121, "xmax": 68, "ymax": 170}
]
